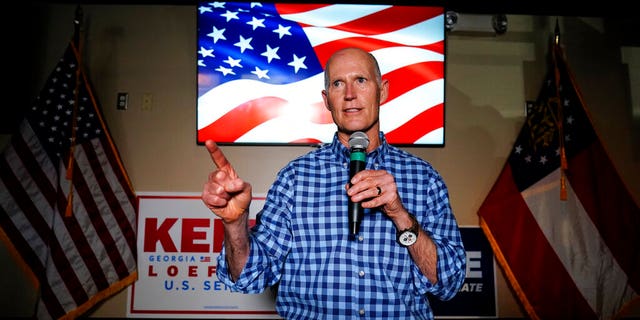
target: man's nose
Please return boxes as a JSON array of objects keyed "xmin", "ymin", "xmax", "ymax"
[{"xmin": 344, "ymin": 82, "xmax": 356, "ymax": 100}]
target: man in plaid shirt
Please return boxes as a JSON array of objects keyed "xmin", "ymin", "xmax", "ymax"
[{"xmin": 202, "ymin": 47, "xmax": 466, "ymax": 319}]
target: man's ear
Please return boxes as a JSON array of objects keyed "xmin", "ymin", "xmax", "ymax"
[
  {"xmin": 379, "ymin": 79, "xmax": 389, "ymax": 104},
  {"xmin": 322, "ymin": 90, "xmax": 332, "ymax": 111}
]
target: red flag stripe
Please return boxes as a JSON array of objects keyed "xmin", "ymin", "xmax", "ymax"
[
  {"xmin": 384, "ymin": 61, "xmax": 444, "ymax": 103},
  {"xmin": 314, "ymin": 38, "xmax": 443, "ymax": 69},
  {"xmin": 385, "ymin": 103, "xmax": 443, "ymax": 143},
  {"xmin": 199, "ymin": 97, "xmax": 290, "ymax": 143},
  {"xmin": 274, "ymin": 3, "xmax": 331, "ymax": 14},
  {"xmin": 319, "ymin": 6, "xmax": 443, "ymax": 36}
]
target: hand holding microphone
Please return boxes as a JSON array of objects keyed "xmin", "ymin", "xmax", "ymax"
[{"xmin": 346, "ymin": 133, "xmax": 406, "ymax": 238}]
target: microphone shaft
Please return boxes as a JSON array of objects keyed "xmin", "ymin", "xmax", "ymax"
[{"xmin": 348, "ymin": 147, "xmax": 366, "ymax": 236}]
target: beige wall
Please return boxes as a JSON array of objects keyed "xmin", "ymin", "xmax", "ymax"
[{"xmin": 1, "ymin": 4, "xmax": 638, "ymax": 318}]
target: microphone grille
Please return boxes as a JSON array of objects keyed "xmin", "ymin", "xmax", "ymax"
[{"xmin": 349, "ymin": 131, "xmax": 369, "ymax": 150}]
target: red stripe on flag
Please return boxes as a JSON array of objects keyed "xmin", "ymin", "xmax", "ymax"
[
  {"xmin": 384, "ymin": 103, "xmax": 443, "ymax": 143},
  {"xmin": 385, "ymin": 61, "xmax": 443, "ymax": 103},
  {"xmin": 289, "ymin": 138, "xmax": 324, "ymax": 144},
  {"xmin": 314, "ymin": 39, "xmax": 443, "ymax": 69},
  {"xmin": 274, "ymin": 3, "xmax": 331, "ymax": 14},
  {"xmin": 326, "ymin": 6, "xmax": 443, "ymax": 36},
  {"xmin": 199, "ymin": 97, "xmax": 289, "ymax": 142}
]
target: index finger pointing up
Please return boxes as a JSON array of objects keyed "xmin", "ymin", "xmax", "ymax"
[{"xmin": 205, "ymin": 140, "xmax": 235, "ymax": 175}]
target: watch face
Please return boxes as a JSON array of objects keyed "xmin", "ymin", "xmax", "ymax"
[{"xmin": 399, "ymin": 231, "xmax": 418, "ymax": 246}]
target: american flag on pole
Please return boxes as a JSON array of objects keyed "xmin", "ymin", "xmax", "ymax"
[
  {"xmin": 197, "ymin": 2, "xmax": 444, "ymax": 145},
  {"xmin": 0, "ymin": 39, "xmax": 137, "ymax": 319},
  {"xmin": 477, "ymin": 32, "xmax": 640, "ymax": 319}
]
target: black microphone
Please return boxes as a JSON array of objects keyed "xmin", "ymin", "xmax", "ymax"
[{"xmin": 348, "ymin": 131, "xmax": 369, "ymax": 237}]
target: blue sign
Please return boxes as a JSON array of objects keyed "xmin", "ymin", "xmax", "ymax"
[{"xmin": 431, "ymin": 226, "xmax": 496, "ymax": 317}]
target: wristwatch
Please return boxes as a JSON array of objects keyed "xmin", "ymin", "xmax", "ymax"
[{"xmin": 396, "ymin": 214, "xmax": 420, "ymax": 247}]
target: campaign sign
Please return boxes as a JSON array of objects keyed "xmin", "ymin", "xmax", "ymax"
[
  {"xmin": 127, "ymin": 193, "xmax": 278, "ymax": 318},
  {"xmin": 430, "ymin": 226, "xmax": 497, "ymax": 317}
]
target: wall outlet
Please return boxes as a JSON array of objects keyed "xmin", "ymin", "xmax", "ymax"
[{"xmin": 117, "ymin": 92, "xmax": 128, "ymax": 110}]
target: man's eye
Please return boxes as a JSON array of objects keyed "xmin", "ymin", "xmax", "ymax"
[
  {"xmin": 332, "ymin": 81, "xmax": 342, "ymax": 87},
  {"xmin": 357, "ymin": 77, "xmax": 366, "ymax": 83}
]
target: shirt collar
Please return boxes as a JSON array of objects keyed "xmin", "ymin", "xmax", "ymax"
[{"xmin": 330, "ymin": 132, "xmax": 388, "ymax": 165}]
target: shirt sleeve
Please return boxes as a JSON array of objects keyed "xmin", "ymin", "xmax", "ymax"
[
  {"xmin": 216, "ymin": 234, "xmax": 279, "ymax": 293},
  {"xmin": 216, "ymin": 166, "xmax": 295, "ymax": 293},
  {"xmin": 412, "ymin": 173, "xmax": 467, "ymax": 301}
]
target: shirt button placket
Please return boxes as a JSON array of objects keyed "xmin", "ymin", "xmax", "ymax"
[
  {"xmin": 356, "ymin": 221, "xmax": 366, "ymax": 318},
  {"xmin": 356, "ymin": 245, "xmax": 366, "ymax": 318}
]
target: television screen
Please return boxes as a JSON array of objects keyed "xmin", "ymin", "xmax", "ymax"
[{"xmin": 196, "ymin": 2, "xmax": 445, "ymax": 146}]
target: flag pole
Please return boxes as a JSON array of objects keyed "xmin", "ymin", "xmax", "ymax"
[
  {"xmin": 552, "ymin": 19, "xmax": 568, "ymax": 200},
  {"xmin": 65, "ymin": 5, "xmax": 84, "ymax": 217},
  {"xmin": 73, "ymin": 5, "xmax": 82, "ymax": 47}
]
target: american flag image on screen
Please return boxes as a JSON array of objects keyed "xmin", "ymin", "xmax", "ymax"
[{"xmin": 197, "ymin": 2, "xmax": 445, "ymax": 146}]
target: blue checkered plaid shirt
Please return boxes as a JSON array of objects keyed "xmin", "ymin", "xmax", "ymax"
[{"xmin": 217, "ymin": 132, "xmax": 466, "ymax": 319}]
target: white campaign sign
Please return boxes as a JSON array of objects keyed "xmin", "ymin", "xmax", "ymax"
[{"xmin": 127, "ymin": 192, "xmax": 279, "ymax": 319}]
